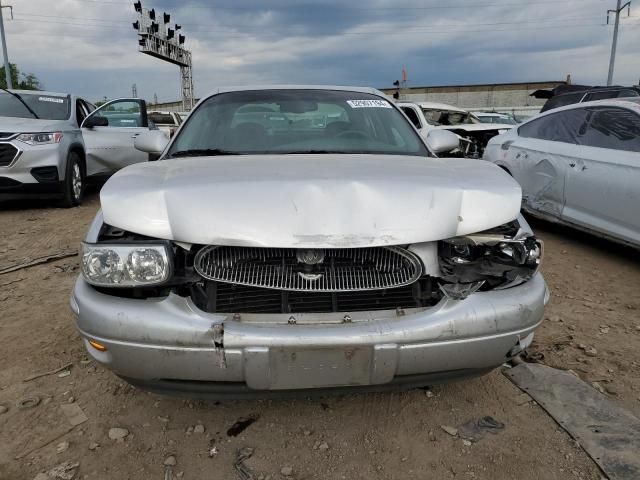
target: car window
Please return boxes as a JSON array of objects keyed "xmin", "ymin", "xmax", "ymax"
[
  {"xmin": 478, "ymin": 115, "xmax": 517, "ymax": 125},
  {"xmin": 75, "ymin": 99, "xmax": 87, "ymax": 127},
  {"xmin": 422, "ymin": 108, "xmax": 477, "ymax": 126},
  {"xmin": 616, "ymin": 89, "xmax": 640, "ymax": 98},
  {"xmin": 578, "ymin": 107, "xmax": 640, "ymax": 153},
  {"xmin": 169, "ymin": 89, "xmax": 430, "ymax": 157},
  {"xmin": 99, "ymin": 101, "xmax": 144, "ymax": 127},
  {"xmin": 83, "ymin": 100, "xmax": 96, "ymax": 114},
  {"xmin": 400, "ymin": 106, "xmax": 421, "ymax": 129},
  {"xmin": 518, "ymin": 109, "xmax": 590, "ymax": 144},
  {"xmin": 0, "ymin": 92, "xmax": 71, "ymax": 120},
  {"xmin": 541, "ymin": 92, "xmax": 584, "ymax": 112},
  {"xmin": 583, "ymin": 89, "xmax": 640, "ymax": 102},
  {"xmin": 583, "ymin": 91, "xmax": 618, "ymax": 102},
  {"xmin": 148, "ymin": 112, "xmax": 176, "ymax": 125}
]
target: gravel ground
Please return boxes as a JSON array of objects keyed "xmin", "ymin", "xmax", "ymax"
[{"xmin": 1, "ymin": 192, "xmax": 638, "ymax": 480}]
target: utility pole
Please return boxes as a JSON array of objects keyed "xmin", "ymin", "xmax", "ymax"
[
  {"xmin": 0, "ymin": 1, "xmax": 13, "ymax": 89},
  {"xmin": 607, "ymin": 0, "xmax": 631, "ymax": 86}
]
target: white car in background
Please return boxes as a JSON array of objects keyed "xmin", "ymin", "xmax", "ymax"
[
  {"xmin": 397, "ymin": 102, "xmax": 515, "ymax": 158},
  {"xmin": 472, "ymin": 112, "xmax": 519, "ymax": 125},
  {"xmin": 148, "ymin": 111, "xmax": 183, "ymax": 137},
  {"xmin": 484, "ymin": 99, "xmax": 640, "ymax": 248}
]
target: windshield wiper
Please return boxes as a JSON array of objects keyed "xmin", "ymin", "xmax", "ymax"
[
  {"xmin": 0, "ymin": 88, "xmax": 39, "ymax": 119},
  {"xmin": 278, "ymin": 150, "xmax": 348, "ymax": 154},
  {"xmin": 168, "ymin": 148, "xmax": 240, "ymax": 158}
]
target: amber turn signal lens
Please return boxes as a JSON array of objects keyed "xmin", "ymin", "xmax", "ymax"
[{"xmin": 88, "ymin": 339, "xmax": 108, "ymax": 352}]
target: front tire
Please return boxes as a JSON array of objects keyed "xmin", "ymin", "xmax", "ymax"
[{"xmin": 60, "ymin": 151, "xmax": 84, "ymax": 208}]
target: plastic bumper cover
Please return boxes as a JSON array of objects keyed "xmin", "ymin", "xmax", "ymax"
[{"xmin": 71, "ymin": 273, "xmax": 548, "ymax": 392}]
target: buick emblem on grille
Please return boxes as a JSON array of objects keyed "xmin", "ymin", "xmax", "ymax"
[
  {"xmin": 194, "ymin": 245, "xmax": 423, "ymax": 292},
  {"xmin": 296, "ymin": 249, "xmax": 325, "ymax": 265},
  {"xmin": 298, "ymin": 272, "xmax": 323, "ymax": 281}
]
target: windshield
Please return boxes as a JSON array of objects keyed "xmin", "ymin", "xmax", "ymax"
[
  {"xmin": 168, "ymin": 89, "xmax": 429, "ymax": 157},
  {"xmin": 422, "ymin": 108, "xmax": 478, "ymax": 126},
  {"xmin": 0, "ymin": 92, "xmax": 70, "ymax": 120},
  {"xmin": 477, "ymin": 114, "xmax": 518, "ymax": 125}
]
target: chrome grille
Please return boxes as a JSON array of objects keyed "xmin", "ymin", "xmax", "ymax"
[{"xmin": 194, "ymin": 246, "xmax": 423, "ymax": 292}]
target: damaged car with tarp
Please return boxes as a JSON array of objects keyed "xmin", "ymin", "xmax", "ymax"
[{"xmin": 71, "ymin": 86, "xmax": 547, "ymax": 398}]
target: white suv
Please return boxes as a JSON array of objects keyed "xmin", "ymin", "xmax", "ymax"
[{"xmin": 0, "ymin": 90, "xmax": 156, "ymax": 207}]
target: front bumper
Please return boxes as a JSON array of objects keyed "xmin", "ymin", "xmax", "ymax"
[
  {"xmin": 71, "ymin": 273, "xmax": 549, "ymax": 395},
  {"xmin": 0, "ymin": 142, "xmax": 65, "ymax": 199}
]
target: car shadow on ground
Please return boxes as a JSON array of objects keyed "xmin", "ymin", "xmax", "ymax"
[
  {"xmin": 0, "ymin": 187, "xmax": 100, "ymax": 212},
  {"xmin": 526, "ymin": 214, "xmax": 640, "ymax": 263}
]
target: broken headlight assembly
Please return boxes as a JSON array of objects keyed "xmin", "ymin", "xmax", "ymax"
[
  {"xmin": 438, "ymin": 231, "xmax": 542, "ymax": 299},
  {"xmin": 81, "ymin": 242, "xmax": 172, "ymax": 287}
]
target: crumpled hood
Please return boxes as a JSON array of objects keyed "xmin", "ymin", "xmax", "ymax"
[
  {"xmin": 0, "ymin": 116, "xmax": 67, "ymax": 133},
  {"xmin": 100, "ymin": 154, "xmax": 522, "ymax": 248}
]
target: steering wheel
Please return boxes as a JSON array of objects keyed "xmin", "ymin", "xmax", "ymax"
[{"xmin": 336, "ymin": 130, "xmax": 372, "ymax": 140}]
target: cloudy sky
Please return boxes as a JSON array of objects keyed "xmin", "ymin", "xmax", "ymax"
[{"xmin": 5, "ymin": 0, "xmax": 640, "ymax": 102}]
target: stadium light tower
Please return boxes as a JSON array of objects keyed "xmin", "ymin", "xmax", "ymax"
[{"xmin": 133, "ymin": 1, "xmax": 194, "ymax": 110}]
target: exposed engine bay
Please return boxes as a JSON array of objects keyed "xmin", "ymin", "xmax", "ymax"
[{"xmin": 448, "ymin": 128, "xmax": 506, "ymax": 159}]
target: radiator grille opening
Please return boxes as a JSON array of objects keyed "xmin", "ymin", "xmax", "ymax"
[
  {"xmin": 192, "ymin": 278, "xmax": 439, "ymax": 314},
  {"xmin": 0, "ymin": 143, "xmax": 19, "ymax": 167}
]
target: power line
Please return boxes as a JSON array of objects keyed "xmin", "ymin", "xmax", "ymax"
[
  {"xmin": 8, "ymin": 20, "xmax": 637, "ymax": 40},
  {"xmin": 13, "ymin": 14, "xmax": 636, "ymax": 33},
  {"xmin": 68, "ymin": 0, "xmax": 601, "ymax": 9}
]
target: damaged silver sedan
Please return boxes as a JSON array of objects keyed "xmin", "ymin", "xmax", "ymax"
[
  {"xmin": 70, "ymin": 86, "xmax": 547, "ymax": 397},
  {"xmin": 484, "ymin": 99, "xmax": 640, "ymax": 249}
]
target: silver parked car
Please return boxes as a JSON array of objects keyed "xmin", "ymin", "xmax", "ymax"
[
  {"xmin": 484, "ymin": 99, "xmax": 640, "ymax": 248},
  {"xmin": 71, "ymin": 86, "xmax": 547, "ymax": 397},
  {"xmin": 0, "ymin": 90, "xmax": 155, "ymax": 206}
]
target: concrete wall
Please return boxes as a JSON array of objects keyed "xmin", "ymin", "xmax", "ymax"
[
  {"xmin": 380, "ymin": 81, "xmax": 565, "ymax": 112},
  {"xmin": 149, "ymin": 81, "xmax": 565, "ymax": 115},
  {"xmin": 147, "ymin": 100, "xmax": 197, "ymax": 113}
]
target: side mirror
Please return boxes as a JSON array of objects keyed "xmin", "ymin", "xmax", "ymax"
[
  {"xmin": 134, "ymin": 130, "xmax": 169, "ymax": 155},
  {"xmin": 426, "ymin": 129, "xmax": 460, "ymax": 154},
  {"xmin": 83, "ymin": 115, "xmax": 108, "ymax": 128}
]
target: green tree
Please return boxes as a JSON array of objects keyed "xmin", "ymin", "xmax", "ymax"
[{"xmin": 0, "ymin": 63, "xmax": 43, "ymax": 90}]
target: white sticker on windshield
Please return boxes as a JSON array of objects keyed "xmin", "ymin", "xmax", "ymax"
[
  {"xmin": 347, "ymin": 100, "xmax": 392, "ymax": 109},
  {"xmin": 38, "ymin": 96, "xmax": 64, "ymax": 103}
]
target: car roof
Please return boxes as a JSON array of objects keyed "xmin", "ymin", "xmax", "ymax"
[
  {"xmin": 554, "ymin": 85, "xmax": 639, "ymax": 98},
  {"xmin": 520, "ymin": 98, "xmax": 640, "ymax": 126},
  {"xmin": 206, "ymin": 85, "xmax": 385, "ymax": 97},
  {"xmin": 8, "ymin": 89, "xmax": 72, "ymax": 98},
  {"xmin": 472, "ymin": 112, "xmax": 509, "ymax": 116},
  {"xmin": 412, "ymin": 101, "xmax": 468, "ymax": 113}
]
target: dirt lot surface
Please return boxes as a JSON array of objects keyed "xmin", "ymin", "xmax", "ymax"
[{"xmin": 1, "ymin": 193, "xmax": 639, "ymax": 480}]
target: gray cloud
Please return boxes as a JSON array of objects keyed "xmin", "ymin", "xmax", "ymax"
[{"xmin": 5, "ymin": 0, "xmax": 640, "ymax": 102}]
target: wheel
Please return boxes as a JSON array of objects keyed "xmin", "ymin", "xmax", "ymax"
[{"xmin": 60, "ymin": 151, "xmax": 84, "ymax": 208}]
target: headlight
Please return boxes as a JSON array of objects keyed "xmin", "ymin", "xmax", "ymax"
[
  {"xmin": 17, "ymin": 132, "xmax": 63, "ymax": 145},
  {"xmin": 438, "ymin": 231, "xmax": 542, "ymax": 299},
  {"xmin": 81, "ymin": 243, "xmax": 171, "ymax": 287}
]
